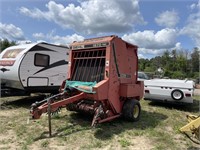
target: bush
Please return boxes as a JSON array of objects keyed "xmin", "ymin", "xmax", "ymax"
[
  {"xmin": 164, "ymin": 70, "xmax": 173, "ymax": 78},
  {"xmin": 171, "ymin": 71, "xmax": 186, "ymax": 79},
  {"xmin": 193, "ymin": 72, "xmax": 200, "ymax": 79}
]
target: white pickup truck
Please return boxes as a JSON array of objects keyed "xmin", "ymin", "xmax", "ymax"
[{"xmin": 144, "ymin": 79, "xmax": 194, "ymax": 104}]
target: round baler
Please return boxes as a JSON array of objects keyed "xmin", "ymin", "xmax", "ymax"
[{"xmin": 31, "ymin": 35, "xmax": 144, "ymax": 126}]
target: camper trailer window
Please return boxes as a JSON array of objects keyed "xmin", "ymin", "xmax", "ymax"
[
  {"xmin": 34, "ymin": 53, "xmax": 49, "ymax": 67},
  {"xmin": 2, "ymin": 49, "xmax": 24, "ymax": 58}
]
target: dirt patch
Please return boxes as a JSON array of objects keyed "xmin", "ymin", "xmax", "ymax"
[
  {"xmin": 0, "ymin": 130, "xmax": 18, "ymax": 150},
  {"xmin": 194, "ymin": 89, "xmax": 200, "ymax": 96},
  {"xmin": 130, "ymin": 136, "xmax": 154, "ymax": 150},
  {"xmin": 195, "ymin": 84, "xmax": 200, "ymax": 89},
  {"xmin": 0, "ymin": 109, "xmax": 21, "ymax": 117}
]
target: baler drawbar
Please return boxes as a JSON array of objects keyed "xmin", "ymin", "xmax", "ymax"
[{"xmin": 30, "ymin": 35, "xmax": 144, "ymax": 126}]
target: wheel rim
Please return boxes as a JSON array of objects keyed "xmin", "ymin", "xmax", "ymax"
[
  {"xmin": 173, "ymin": 91, "xmax": 182, "ymax": 99},
  {"xmin": 133, "ymin": 105, "xmax": 139, "ymax": 118}
]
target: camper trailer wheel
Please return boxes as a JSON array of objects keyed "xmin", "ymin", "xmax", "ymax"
[
  {"xmin": 171, "ymin": 89, "xmax": 184, "ymax": 100},
  {"xmin": 123, "ymin": 99, "xmax": 141, "ymax": 122}
]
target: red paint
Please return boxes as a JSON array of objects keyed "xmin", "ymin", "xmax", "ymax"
[{"xmin": 0, "ymin": 60, "xmax": 15, "ymax": 66}]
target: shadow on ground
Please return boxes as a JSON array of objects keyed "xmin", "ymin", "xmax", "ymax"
[
  {"xmin": 187, "ymin": 146, "xmax": 200, "ymax": 150},
  {"xmin": 147, "ymin": 99, "xmax": 200, "ymax": 113},
  {"xmin": 34, "ymin": 112, "xmax": 92, "ymax": 141},
  {"xmin": 94, "ymin": 109, "xmax": 167, "ymax": 140},
  {"xmin": 34, "ymin": 109, "xmax": 167, "ymax": 141},
  {"xmin": 0, "ymin": 95, "xmax": 46, "ymax": 109}
]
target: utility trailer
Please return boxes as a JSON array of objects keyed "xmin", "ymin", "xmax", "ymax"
[
  {"xmin": 0, "ymin": 43, "xmax": 69, "ymax": 95},
  {"xmin": 31, "ymin": 35, "xmax": 144, "ymax": 126},
  {"xmin": 144, "ymin": 79, "xmax": 194, "ymax": 104}
]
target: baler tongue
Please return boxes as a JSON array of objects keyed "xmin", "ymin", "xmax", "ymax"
[
  {"xmin": 30, "ymin": 91, "xmax": 86, "ymax": 119},
  {"xmin": 30, "ymin": 80, "xmax": 98, "ymax": 119}
]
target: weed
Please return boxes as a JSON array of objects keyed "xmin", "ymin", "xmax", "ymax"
[
  {"xmin": 21, "ymin": 143, "xmax": 28, "ymax": 150},
  {"xmin": 41, "ymin": 140, "xmax": 49, "ymax": 148},
  {"xmin": 119, "ymin": 139, "xmax": 131, "ymax": 147},
  {"xmin": 81, "ymin": 140, "xmax": 103, "ymax": 149}
]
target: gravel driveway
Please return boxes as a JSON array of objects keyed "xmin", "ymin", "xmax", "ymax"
[{"xmin": 194, "ymin": 89, "xmax": 200, "ymax": 96}]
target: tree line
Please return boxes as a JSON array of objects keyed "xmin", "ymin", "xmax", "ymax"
[
  {"xmin": 0, "ymin": 39, "xmax": 16, "ymax": 52},
  {"xmin": 139, "ymin": 47, "xmax": 200, "ymax": 79}
]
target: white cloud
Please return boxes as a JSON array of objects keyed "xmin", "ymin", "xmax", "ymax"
[
  {"xmin": 155, "ymin": 10, "xmax": 179, "ymax": 28},
  {"xmin": 19, "ymin": 0, "xmax": 145, "ymax": 34},
  {"xmin": 50, "ymin": 34, "xmax": 84, "ymax": 45},
  {"xmin": 175, "ymin": 42, "xmax": 182, "ymax": 50},
  {"xmin": 17, "ymin": 40, "xmax": 32, "ymax": 45},
  {"xmin": 190, "ymin": 3, "xmax": 196, "ymax": 10},
  {"xmin": 0, "ymin": 22, "xmax": 25, "ymax": 40},
  {"xmin": 33, "ymin": 33, "xmax": 45, "ymax": 39},
  {"xmin": 138, "ymin": 53, "xmax": 147, "ymax": 59},
  {"xmin": 181, "ymin": 0, "xmax": 200, "ymax": 47},
  {"xmin": 190, "ymin": 0, "xmax": 200, "ymax": 10},
  {"xmin": 137, "ymin": 45, "xmax": 182, "ymax": 59},
  {"xmin": 33, "ymin": 32, "xmax": 84, "ymax": 45},
  {"xmin": 122, "ymin": 28, "xmax": 180, "ymax": 58},
  {"xmin": 122, "ymin": 28, "xmax": 178, "ymax": 49},
  {"xmin": 138, "ymin": 48, "xmax": 163, "ymax": 56}
]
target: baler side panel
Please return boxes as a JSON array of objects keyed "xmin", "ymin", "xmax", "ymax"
[
  {"xmin": 68, "ymin": 50, "xmax": 73, "ymax": 79},
  {"xmin": 113, "ymin": 38, "xmax": 138, "ymax": 84},
  {"xmin": 107, "ymin": 39, "xmax": 121, "ymax": 113},
  {"xmin": 128, "ymin": 46, "xmax": 138, "ymax": 83},
  {"xmin": 105, "ymin": 44, "xmax": 110, "ymax": 80},
  {"xmin": 120, "ymin": 82, "xmax": 144, "ymax": 99},
  {"xmin": 114, "ymin": 38, "xmax": 131, "ymax": 84}
]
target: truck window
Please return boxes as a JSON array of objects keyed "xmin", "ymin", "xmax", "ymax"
[
  {"xmin": 34, "ymin": 53, "xmax": 49, "ymax": 67},
  {"xmin": 138, "ymin": 72, "xmax": 149, "ymax": 80}
]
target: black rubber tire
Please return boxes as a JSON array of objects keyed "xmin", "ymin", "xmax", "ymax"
[
  {"xmin": 171, "ymin": 89, "xmax": 184, "ymax": 101},
  {"xmin": 122, "ymin": 99, "xmax": 141, "ymax": 122}
]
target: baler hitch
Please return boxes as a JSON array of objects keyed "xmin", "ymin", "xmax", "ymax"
[
  {"xmin": 30, "ymin": 91, "xmax": 86, "ymax": 120},
  {"xmin": 31, "ymin": 93, "xmax": 63, "ymax": 110}
]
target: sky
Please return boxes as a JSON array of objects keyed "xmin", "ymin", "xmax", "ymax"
[{"xmin": 0, "ymin": 0, "xmax": 200, "ymax": 58}]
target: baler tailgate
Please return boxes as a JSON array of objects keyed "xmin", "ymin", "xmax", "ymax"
[{"xmin": 71, "ymin": 49, "xmax": 106, "ymax": 82}]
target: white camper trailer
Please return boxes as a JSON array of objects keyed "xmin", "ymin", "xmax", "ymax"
[{"xmin": 0, "ymin": 42, "xmax": 69, "ymax": 94}]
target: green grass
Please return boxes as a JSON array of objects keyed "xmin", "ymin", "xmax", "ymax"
[
  {"xmin": 0, "ymin": 94, "xmax": 199, "ymax": 149},
  {"xmin": 41, "ymin": 140, "xmax": 49, "ymax": 148},
  {"xmin": 119, "ymin": 139, "xmax": 131, "ymax": 147}
]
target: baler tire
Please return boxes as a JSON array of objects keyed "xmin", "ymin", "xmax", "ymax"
[{"xmin": 123, "ymin": 99, "xmax": 141, "ymax": 122}]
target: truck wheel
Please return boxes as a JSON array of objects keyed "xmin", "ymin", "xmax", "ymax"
[
  {"xmin": 123, "ymin": 99, "xmax": 141, "ymax": 122},
  {"xmin": 171, "ymin": 89, "xmax": 184, "ymax": 100}
]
